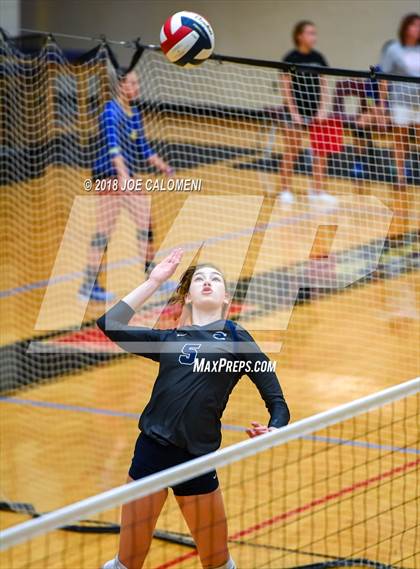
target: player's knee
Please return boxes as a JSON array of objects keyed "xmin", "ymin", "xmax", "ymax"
[{"xmin": 91, "ymin": 232, "xmax": 109, "ymax": 249}]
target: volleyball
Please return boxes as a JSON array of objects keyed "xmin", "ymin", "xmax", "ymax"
[{"xmin": 160, "ymin": 11, "xmax": 215, "ymax": 68}]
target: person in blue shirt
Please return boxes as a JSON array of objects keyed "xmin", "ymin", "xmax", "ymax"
[{"xmin": 79, "ymin": 70, "xmax": 173, "ymax": 302}]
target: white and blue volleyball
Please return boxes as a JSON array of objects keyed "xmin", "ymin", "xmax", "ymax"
[{"xmin": 160, "ymin": 11, "xmax": 215, "ymax": 68}]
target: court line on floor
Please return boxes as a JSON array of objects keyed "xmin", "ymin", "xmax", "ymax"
[
  {"xmin": 13, "ymin": 199, "xmax": 402, "ymax": 301},
  {"xmin": 1, "ymin": 396, "xmax": 418, "ymax": 455},
  {"xmin": 153, "ymin": 457, "xmax": 420, "ymax": 569},
  {"xmin": 1, "ymin": 188, "xmax": 417, "ymax": 300},
  {"xmin": 0, "ymin": 208, "xmax": 317, "ymax": 299}
]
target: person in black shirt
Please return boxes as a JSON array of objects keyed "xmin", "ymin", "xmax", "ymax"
[
  {"xmin": 279, "ymin": 20, "xmax": 338, "ymax": 208},
  {"xmin": 99, "ymin": 248, "xmax": 290, "ymax": 569}
]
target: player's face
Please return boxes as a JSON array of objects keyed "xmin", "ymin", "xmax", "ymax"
[
  {"xmin": 120, "ymin": 73, "xmax": 140, "ymax": 101},
  {"xmin": 298, "ymin": 25, "xmax": 317, "ymax": 50},
  {"xmin": 186, "ymin": 267, "xmax": 228, "ymax": 314},
  {"xmin": 405, "ymin": 18, "xmax": 420, "ymax": 44}
]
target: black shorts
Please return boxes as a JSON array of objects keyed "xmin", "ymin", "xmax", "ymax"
[{"xmin": 128, "ymin": 432, "xmax": 219, "ymax": 496}]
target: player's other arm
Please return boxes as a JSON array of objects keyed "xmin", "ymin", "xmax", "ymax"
[
  {"xmin": 377, "ymin": 44, "xmax": 395, "ymax": 114},
  {"xmin": 148, "ymin": 153, "xmax": 173, "ymax": 176},
  {"xmin": 135, "ymin": 111, "xmax": 173, "ymax": 175},
  {"xmin": 317, "ymin": 75, "xmax": 330, "ymax": 119},
  {"xmin": 316, "ymin": 53, "xmax": 330, "ymax": 120},
  {"xmin": 236, "ymin": 327, "xmax": 290, "ymax": 437},
  {"xmin": 281, "ymin": 51, "xmax": 303, "ymax": 125},
  {"xmin": 282, "ymin": 73, "xmax": 302, "ymax": 125},
  {"xmin": 101, "ymin": 101, "xmax": 130, "ymax": 182}
]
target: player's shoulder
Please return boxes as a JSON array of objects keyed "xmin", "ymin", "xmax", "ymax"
[
  {"xmin": 383, "ymin": 39, "xmax": 399, "ymax": 52},
  {"xmin": 311, "ymin": 49, "xmax": 328, "ymax": 66},
  {"xmin": 101, "ymin": 99, "xmax": 122, "ymax": 120},
  {"xmin": 103, "ymin": 99, "xmax": 118, "ymax": 112},
  {"xmin": 383, "ymin": 39, "xmax": 402, "ymax": 58},
  {"xmin": 282, "ymin": 49, "xmax": 299, "ymax": 63}
]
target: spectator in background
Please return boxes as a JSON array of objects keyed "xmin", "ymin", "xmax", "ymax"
[
  {"xmin": 279, "ymin": 21, "xmax": 337, "ymax": 207},
  {"xmin": 79, "ymin": 70, "xmax": 173, "ymax": 302},
  {"xmin": 380, "ymin": 13, "xmax": 420, "ymax": 189}
]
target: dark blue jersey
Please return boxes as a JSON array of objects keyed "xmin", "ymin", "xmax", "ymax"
[
  {"xmin": 97, "ymin": 300, "xmax": 290, "ymax": 455},
  {"xmin": 92, "ymin": 100, "xmax": 155, "ymax": 178},
  {"xmin": 282, "ymin": 49, "xmax": 328, "ymax": 118}
]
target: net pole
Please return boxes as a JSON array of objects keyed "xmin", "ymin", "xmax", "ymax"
[{"xmin": 1, "ymin": 376, "xmax": 418, "ymax": 551}]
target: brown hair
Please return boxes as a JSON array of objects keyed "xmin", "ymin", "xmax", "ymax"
[
  {"xmin": 169, "ymin": 263, "xmax": 228, "ymax": 316},
  {"xmin": 399, "ymin": 13, "xmax": 420, "ymax": 45},
  {"xmin": 293, "ymin": 20, "xmax": 315, "ymax": 47}
]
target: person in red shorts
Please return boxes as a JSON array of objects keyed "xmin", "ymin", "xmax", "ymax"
[{"xmin": 279, "ymin": 21, "xmax": 338, "ymax": 209}]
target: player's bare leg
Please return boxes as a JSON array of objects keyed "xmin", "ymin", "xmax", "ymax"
[
  {"xmin": 278, "ymin": 124, "xmax": 302, "ymax": 205},
  {"xmin": 393, "ymin": 126, "xmax": 409, "ymax": 190},
  {"xmin": 80, "ymin": 189, "xmax": 123, "ymax": 301},
  {"xmin": 310, "ymin": 152, "xmax": 338, "ymax": 207},
  {"xmin": 116, "ymin": 476, "xmax": 168, "ymax": 569},
  {"xmin": 312, "ymin": 153, "xmax": 326, "ymax": 194},
  {"xmin": 124, "ymin": 192, "xmax": 155, "ymax": 274},
  {"xmin": 175, "ymin": 488, "xmax": 235, "ymax": 569}
]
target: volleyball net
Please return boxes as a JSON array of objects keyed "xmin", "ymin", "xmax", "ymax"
[
  {"xmin": 0, "ymin": 31, "xmax": 419, "ymax": 372},
  {"xmin": 1, "ymin": 377, "xmax": 419, "ymax": 568}
]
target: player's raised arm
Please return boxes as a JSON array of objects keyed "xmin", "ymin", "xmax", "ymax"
[
  {"xmin": 96, "ymin": 248, "xmax": 183, "ymax": 358},
  {"xmin": 122, "ymin": 248, "xmax": 183, "ymax": 310}
]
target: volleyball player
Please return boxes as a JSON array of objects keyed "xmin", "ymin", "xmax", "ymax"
[
  {"xmin": 380, "ymin": 13, "xmax": 420, "ymax": 189},
  {"xmin": 79, "ymin": 70, "xmax": 173, "ymax": 302},
  {"xmin": 98, "ymin": 248, "xmax": 290, "ymax": 569},
  {"xmin": 279, "ymin": 21, "xmax": 338, "ymax": 208}
]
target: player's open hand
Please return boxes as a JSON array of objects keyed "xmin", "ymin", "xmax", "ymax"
[
  {"xmin": 148, "ymin": 248, "xmax": 183, "ymax": 285},
  {"xmin": 246, "ymin": 421, "xmax": 278, "ymax": 438}
]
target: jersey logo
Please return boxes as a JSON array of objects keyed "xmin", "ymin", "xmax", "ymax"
[
  {"xmin": 213, "ymin": 331, "xmax": 227, "ymax": 341},
  {"xmin": 179, "ymin": 343, "xmax": 202, "ymax": 365},
  {"xmin": 130, "ymin": 129, "xmax": 138, "ymax": 140},
  {"xmin": 176, "ymin": 332, "xmax": 187, "ymax": 336}
]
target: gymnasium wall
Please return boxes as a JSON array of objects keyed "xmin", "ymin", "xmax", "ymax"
[
  {"xmin": 20, "ymin": 0, "xmax": 419, "ymax": 70},
  {"xmin": 1, "ymin": 0, "xmax": 20, "ymax": 36}
]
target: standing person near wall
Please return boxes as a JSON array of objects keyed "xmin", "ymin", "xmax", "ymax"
[
  {"xmin": 79, "ymin": 69, "xmax": 173, "ymax": 302},
  {"xmin": 380, "ymin": 13, "xmax": 420, "ymax": 189},
  {"xmin": 278, "ymin": 21, "xmax": 338, "ymax": 208}
]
